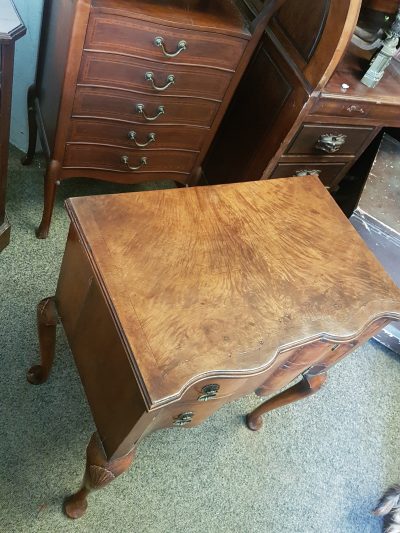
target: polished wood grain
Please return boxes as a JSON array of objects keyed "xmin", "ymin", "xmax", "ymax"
[
  {"xmin": 0, "ymin": 0, "xmax": 26, "ymax": 251},
  {"xmin": 85, "ymin": 13, "xmax": 247, "ymax": 70},
  {"xmin": 63, "ymin": 144, "xmax": 198, "ymax": 174},
  {"xmin": 286, "ymin": 123, "xmax": 375, "ymax": 156},
  {"xmin": 28, "ymin": 176, "xmax": 400, "ymax": 517},
  {"xmin": 72, "ymin": 86, "xmax": 219, "ymax": 127},
  {"xmin": 78, "ymin": 51, "xmax": 232, "ymax": 100},
  {"xmin": 62, "ymin": 176, "xmax": 400, "ymax": 405},
  {"xmin": 68, "ymin": 118, "xmax": 207, "ymax": 151},
  {"xmin": 270, "ymin": 162, "xmax": 348, "ymax": 189}
]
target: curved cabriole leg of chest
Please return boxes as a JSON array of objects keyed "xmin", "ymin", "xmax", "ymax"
[
  {"xmin": 64, "ymin": 432, "xmax": 136, "ymax": 519},
  {"xmin": 36, "ymin": 161, "xmax": 60, "ymax": 239},
  {"xmin": 246, "ymin": 369, "xmax": 328, "ymax": 432},
  {"xmin": 20, "ymin": 85, "xmax": 38, "ymax": 166},
  {"xmin": 27, "ymin": 296, "xmax": 59, "ymax": 385}
]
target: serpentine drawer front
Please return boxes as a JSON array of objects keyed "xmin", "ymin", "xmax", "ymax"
[{"xmin": 28, "ymin": 177, "xmax": 400, "ymax": 519}]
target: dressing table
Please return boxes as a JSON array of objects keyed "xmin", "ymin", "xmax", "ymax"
[{"xmin": 27, "ymin": 176, "xmax": 400, "ymax": 518}]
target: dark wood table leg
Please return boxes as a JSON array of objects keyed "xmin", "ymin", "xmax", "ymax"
[
  {"xmin": 36, "ymin": 162, "xmax": 59, "ymax": 239},
  {"xmin": 27, "ymin": 297, "xmax": 59, "ymax": 384},
  {"xmin": 246, "ymin": 369, "xmax": 328, "ymax": 431},
  {"xmin": 64, "ymin": 432, "xmax": 136, "ymax": 519},
  {"xmin": 21, "ymin": 85, "xmax": 38, "ymax": 166}
]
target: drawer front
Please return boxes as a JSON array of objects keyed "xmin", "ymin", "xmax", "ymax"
[
  {"xmin": 64, "ymin": 144, "xmax": 198, "ymax": 174},
  {"xmin": 255, "ymin": 341, "xmax": 331, "ymax": 394},
  {"xmin": 270, "ymin": 162, "xmax": 348, "ymax": 188},
  {"xmin": 79, "ymin": 51, "xmax": 232, "ymax": 100},
  {"xmin": 73, "ymin": 86, "xmax": 219, "ymax": 127},
  {"xmin": 311, "ymin": 96, "xmax": 400, "ymax": 125},
  {"xmin": 68, "ymin": 118, "xmax": 207, "ymax": 152},
  {"xmin": 180, "ymin": 377, "xmax": 244, "ymax": 403},
  {"xmin": 86, "ymin": 13, "xmax": 246, "ymax": 71},
  {"xmin": 155, "ymin": 397, "xmax": 230, "ymax": 429},
  {"xmin": 287, "ymin": 123, "xmax": 374, "ymax": 156}
]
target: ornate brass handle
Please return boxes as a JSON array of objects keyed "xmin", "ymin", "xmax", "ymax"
[
  {"xmin": 315, "ymin": 133, "xmax": 347, "ymax": 154},
  {"xmin": 128, "ymin": 131, "xmax": 156, "ymax": 147},
  {"xmin": 173, "ymin": 411, "xmax": 194, "ymax": 426},
  {"xmin": 136, "ymin": 104, "xmax": 165, "ymax": 121},
  {"xmin": 154, "ymin": 36, "xmax": 187, "ymax": 57},
  {"xmin": 295, "ymin": 169, "xmax": 321, "ymax": 176},
  {"xmin": 197, "ymin": 384, "xmax": 220, "ymax": 402},
  {"xmin": 121, "ymin": 155, "xmax": 147, "ymax": 171},
  {"xmin": 145, "ymin": 71, "xmax": 175, "ymax": 91}
]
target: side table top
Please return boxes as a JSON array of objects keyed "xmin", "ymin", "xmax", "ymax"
[{"xmin": 66, "ymin": 176, "xmax": 400, "ymax": 406}]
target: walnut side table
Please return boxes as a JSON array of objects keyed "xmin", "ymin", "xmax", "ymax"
[
  {"xmin": 27, "ymin": 176, "xmax": 400, "ymax": 518},
  {"xmin": 0, "ymin": 0, "xmax": 26, "ymax": 251}
]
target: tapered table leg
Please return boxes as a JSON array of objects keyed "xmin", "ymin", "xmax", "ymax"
[
  {"xmin": 21, "ymin": 85, "xmax": 38, "ymax": 166},
  {"xmin": 246, "ymin": 370, "xmax": 327, "ymax": 431},
  {"xmin": 64, "ymin": 432, "xmax": 136, "ymax": 519},
  {"xmin": 27, "ymin": 297, "xmax": 58, "ymax": 384}
]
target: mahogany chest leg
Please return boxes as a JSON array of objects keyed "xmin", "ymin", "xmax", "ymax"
[
  {"xmin": 246, "ymin": 369, "xmax": 328, "ymax": 432},
  {"xmin": 27, "ymin": 296, "xmax": 58, "ymax": 385},
  {"xmin": 64, "ymin": 432, "xmax": 136, "ymax": 519},
  {"xmin": 36, "ymin": 162, "xmax": 59, "ymax": 239},
  {"xmin": 20, "ymin": 85, "xmax": 38, "ymax": 166}
]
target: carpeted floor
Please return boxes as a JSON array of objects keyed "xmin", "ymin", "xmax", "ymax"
[{"xmin": 1, "ymin": 145, "xmax": 400, "ymax": 533}]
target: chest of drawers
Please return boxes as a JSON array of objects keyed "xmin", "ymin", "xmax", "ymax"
[
  {"xmin": 23, "ymin": 0, "xmax": 287, "ymax": 238},
  {"xmin": 28, "ymin": 176, "xmax": 400, "ymax": 518}
]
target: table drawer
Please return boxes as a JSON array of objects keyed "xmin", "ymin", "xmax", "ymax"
[
  {"xmin": 270, "ymin": 162, "xmax": 348, "ymax": 189},
  {"xmin": 73, "ymin": 86, "xmax": 219, "ymax": 127},
  {"xmin": 311, "ymin": 96, "xmax": 400, "ymax": 125},
  {"xmin": 287, "ymin": 123, "xmax": 374, "ymax": 156},
  {"xmin": 64, "ymin": 144, "xmax": 198, "ymax": 174},
  {"xmin": 86, "ymin": 13, "xmax": 246, "ymax": 71},
  {"xmin": 79, "ymin": 51, "xmax": 232, "ymax": 101},
  {"xmin": 68, "ymin": 118, "xmax": 207, "ymax": 152}
]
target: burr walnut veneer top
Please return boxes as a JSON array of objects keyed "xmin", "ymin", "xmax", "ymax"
[{"xmin": 65, "ymin": 176, "xmax": 400, "ymax": 406}]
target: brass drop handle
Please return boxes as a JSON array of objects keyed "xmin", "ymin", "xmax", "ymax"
[
  {"xmin": 295, "ymin": 169, "xmax": 321, "ymax": 176},
  {"xmin": 136, "ymin": 103, "xmax": 165, "ymax": 121},
  {"xmin": 128, "ymin": 131, "xmax": 156, "ymax": 147},
  {"xmin": 154, "ymin": 36, "xmax": 187, "ymax": 58},
  {"xmin": 121, "ymin": 155, "xmax": 147, "ymax": 171},
  {"xmin": 315, "ymin": 133, "xmax": 347, "ymax": 153},
  {"xmin": 145, "ymin": 71, "xmax": 175, "ymax": 92},
  {"xmin": 197, "ymin": 384, "xmax": 220, "ymax": 402},
  {"xmin": 173, "ymin": 411, "xmax": 194, "ymax": 426}
]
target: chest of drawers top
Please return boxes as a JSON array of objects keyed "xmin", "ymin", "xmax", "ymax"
[{"xmin": 65, "ymin": 176, "xmax": 400, "ymax": 407}]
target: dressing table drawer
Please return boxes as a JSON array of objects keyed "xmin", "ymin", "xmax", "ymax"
[{"xmin": 85, "ymin": 13, "xmax": 247, "ymax": 71}]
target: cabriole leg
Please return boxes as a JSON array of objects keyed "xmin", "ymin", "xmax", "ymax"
[
  {"xmin": 64, "ymin": 432, "xmax": 136, "ymax": 519},
  {"xmin": 246, "ymin": 369, "xmax": 328, "ymax": 432},
  {"xmin": 27, "ymin": 297, "xmax": 58, "ymax": 385}
]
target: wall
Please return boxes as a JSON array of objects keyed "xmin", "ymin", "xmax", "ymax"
[{"xmin": 10, "ymin": 0, "xmax": 44, "ymax": 151}]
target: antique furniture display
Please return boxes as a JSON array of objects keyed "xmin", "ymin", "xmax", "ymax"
[
  {"xmin": 0, "ymin": 0, "xmax": 26, "ymax": 251},
  {"xmin": 351, "ymin": 132, "xmax": 400, "ymax": 354},
  {"xmin": 22, "ymin": 0, "xmax": 290, "ymax": 239},
  {"xmin": 27, "ymin": 176, "xmax": 400, "ymax": 518},
  {"xmin": 204, "ymin": 0, "xmax": 400, "ymax": 194}
]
